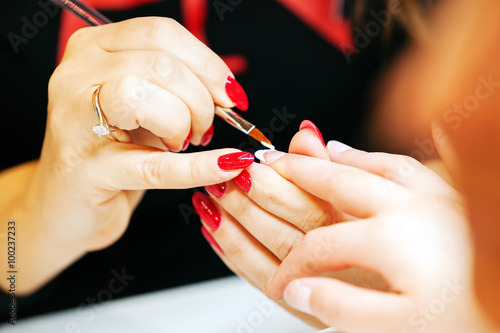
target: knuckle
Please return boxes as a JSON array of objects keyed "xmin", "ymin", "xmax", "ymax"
[
  {"xmin": 145, "ymin": 17, "xmax": 181, "ymax": 43},
  {"xmin": 139, "ymin": 152, "xmax": 165, "ymax": 188},
  {"xmin": 299, "ymin": 206, "xmax": 335, "ymax": 232},
  {"xmin": 150, "ymin": 53, "xmax": 178, "ymax": 82},
  {"xmin": 275, "ymin": 230, "xmax": 303, "ymax": 260}
]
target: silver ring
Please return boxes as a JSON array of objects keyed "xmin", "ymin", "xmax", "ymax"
[{"xmin": 91, "ymin": 85, "xmax": 117, "ymax": 140}]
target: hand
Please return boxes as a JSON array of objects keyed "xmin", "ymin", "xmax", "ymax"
[
  {"xmin": 191, "ymin": 123, "xmax": 388, "ymax": 328},
  {"xmin": 264, "ymin": 144, "xmax": 495, "ymax": 333},
  {"xmin": 3, "ymin": 17, "xmax": 251, "ymax": 294}
]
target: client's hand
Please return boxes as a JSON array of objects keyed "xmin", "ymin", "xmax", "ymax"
[
  {"xmin": 264, "ymin": 145, "xmax": 495, "ymax": 333},
  {"xmin": 191, "ymin": 123, "xmax": 388, "ymax": 328},
  {"xmin": 7, "ymin": 17, "xmax": 251, "ymax": 294}
]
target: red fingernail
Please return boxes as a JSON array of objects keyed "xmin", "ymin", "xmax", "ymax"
[
  {"xmin": 233, "ymin": 169, "xmax": 252, "ymax": 193},
  {"xmin": 201, "ymin": 124, "xmax": 214, "ymax": 147},
  {"xmin": 201, "ymin": 225, "xmax": 224, "ymax": 253},
  {"xmin": 205, "ymin": 182, "xmax": 228, "ymax": 198},
  {"xmin": 218, "ymin": 152, "xmax": 254, "ymax": 170},
  {"xmin": 192, "ymin": 192, "xmax": 222, "ymax": 232},
  {"xmin": 182, "ymin": 132, "xmax": 191, "ymax": 151},
  {"xmin": 300, "ymin": 120, "xmax": 325, "ymax": 146},
  {"xmin": 225, "ymin": 76, "xmax": 249, "ymax": 111}
]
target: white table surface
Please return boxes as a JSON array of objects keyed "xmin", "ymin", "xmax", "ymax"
[{"xmin": 1, "ymin": 276, "xmax": 318, "ymax": 332}]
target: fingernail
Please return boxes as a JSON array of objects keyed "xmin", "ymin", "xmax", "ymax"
[
  {"xmin": 300, "ymin": 120, "xmax": 325, "ymax": 146},
  {"xmin": 201, "ymin": 225, "xmax": 224, "ymax": 253},
  {"xmin": 233, "ymin": 169, "xmax": 252, "ymax": 193},
  {"xmin": 205, "ymin": 182, "xmax": 228, "ymax": 198},
  {"xmin": 284, "ymin": 280, "xmax": 312, "ymax": 315},
  {"xmin": 218, "ymin": 152, "xmax": 254, "ymax": 170},
  {"xmin": 192, "ymin": 192, "xmax": 222, "ymax": 232},
  {"xmin": 225, "ymin": 76, "xmax": 249, "ymax": 111},
  {"xmin": 254, "ymin": 150, "xmax": 285, "ymax": 165},
  {"xmin": 182, "ymin": 132, "xmax": 191, "ymax": 151},
  {"xmin": 201, "ymin": 124, "xmax": 214, "ymax": 147},
  {"xmin": 315, "ymin": 328, "xmax": 340, "ymax": 333},
  {"xmin": 326, "ymin": 140, "xmax": 352, "ymax": 153}
]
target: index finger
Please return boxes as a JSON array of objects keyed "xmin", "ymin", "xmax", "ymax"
[
  {"xmin": 76, "ymin": 17, "xmax": 241, "ymax": 109},
  {"xmin": 264, "ymin": 152, "xmax": 407, "ymax": 218}
]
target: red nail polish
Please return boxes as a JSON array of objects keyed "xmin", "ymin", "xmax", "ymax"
[
  {"xmin": 182, "ymin": 132, "xmax": 191, "ymax": 151},
  {"xmin": 192, "ymin": 192, "xmax": 222, "ymax": 232},
  {"xmin": 201, "ymin": 124, "xmax": 214, "ymax": 147},
  {"xmin": 225, "ymin": 76, "xmax": 249, "ymax": 111},
  {"xmin": 233, "ymin": 169, "xmax": 252, "ymax": 193},
  {"xmin": 201, "ymin": 225, "xmax": 224, "ymax": 253},
  {"xmin": 218, "ymin": 152, "xmax": 254, "ymax": 170},
  {"xmin": 300, "ymin": 120, "xmax": 325, "ymax": 146},
  {"xmin": 205, "ymin": 182, "xmax": 228, "ymax": 198}
]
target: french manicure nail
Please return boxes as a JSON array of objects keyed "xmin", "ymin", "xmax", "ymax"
[
  {"xmin": 205, "ymin": 182, "xmax": 228, "ymax": 199},
  {"xmin": 233, "ymin": 169, "xmax": 252, "ymax": 193},
  {"xmin": 218, "ymin": 152, "xmax": 254, "ymax": 170},
  {"xmin": 201, "ymin": 124, "xmax": 214, "ymax": 147},
  {"xmin": 326, "ymin": 140, "xmax": 352, "ymax": 153},
  {"xmin": 225, "ymin": 76, "xmax": 249, "ymax": 111},
  {"xmin": 254, "ymin": 150, "xmax": 285, "ymax": 165},
  {"xmin": 201, "ymin": 225, "xmax": 224, "ymax": 253},
  {"xmin": 182, "ymin": 132, "xmax": 191, "ymax": 151},
  {"xmin": 284, "ymin": 280, "xmax": 313, "ymax": 315},
  {"xmin": 300, "ymin": 120, "xmax": 325, "ymax": 146},
  {"xmin": 192, "ymin": 192, "xmax": 222, "ymax": 232}
]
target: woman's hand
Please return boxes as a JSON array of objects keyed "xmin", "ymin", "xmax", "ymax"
[
  {"xmin": 191, "ymin": 124, "xmax": 389, "ymax": 328},
  {"xmin": 1, "ymin": 17, "xmax": 251, "ymax": 294},
  {"xmin": 264, "ymin": 145, "xmax": 495, "ymax": 333}
]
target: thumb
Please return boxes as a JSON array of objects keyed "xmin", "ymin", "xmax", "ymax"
[
  {"xmin": 94, "ymin": 144, "xmax": 253, "ymax": 190},
  {"xmin": 289, "ymin": 120, "xmax": 329, "ymax": 160}
]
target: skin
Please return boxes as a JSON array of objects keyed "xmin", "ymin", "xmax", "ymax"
[
  {"xmin": 0, "ymin": 17, "xmax": 248, "ymax": 295},
  {"xmin": 203, "ymin": 131, "xmax": 496, "ymax": 332},
  {"xmin": 377, "ymin": 0, "xmax": 500, "ymax": 326}
]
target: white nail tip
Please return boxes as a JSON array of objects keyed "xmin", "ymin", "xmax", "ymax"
[{"xmin": 254, "ymin": 149, "xmax": 268, "ymax": 162}]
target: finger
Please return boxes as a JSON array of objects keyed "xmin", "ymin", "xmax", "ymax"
[
  {"xmin": 265, "ymin": 153, "xmax": 406, "ymax": 218},
  {"xmin": 228, "ymin": 163, "xmax": 340, "ymax": 232},
  {"xmin": 94, "ymin": 146, "xmax": 254, "ymax": 189},
  {"xmin": 288, "ymin": 121, "xmax": 330, "ymax": 160},
  {"xmin": 79, "ymin": 17, "xmax": 242, "ymax": 109},
  {"xmin": 95, "ymin": 78, "xmax": 191, "ymax": 152},
  {"xmin": 284, "ymin": 277, "xmax": 410, "ymax": 332},
  {"xmin": 99, "ymin": 51, "xmax": 214, "ymax": 144},
  {"xmin": 266, "ymin": 221, "xmax": 389, "ymax": 300},
  {"xmin": 204, "ymin": 184, "xmax": 304, "ymax": 261},
  {"xmin": 326, "ymin": 141, "xmax": 455, "ymax": 197},
  {"xmin": 193, "ymin": 193, "xmax": 280, "ymax": 288}
]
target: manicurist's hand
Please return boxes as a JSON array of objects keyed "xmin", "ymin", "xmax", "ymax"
[
  {"xmin": 0, "ymin": 17, "xmax": 250, "ymax": 294},
  {"xmin": 264, "ymin": 145, "xmax": 496, "ymax": 333}
]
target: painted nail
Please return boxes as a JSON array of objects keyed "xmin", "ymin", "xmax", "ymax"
[
  {"xmin": 300, "ymin": 120, "xmax": 325, "ymax": 146},
  {"xmin": 284, "ymin": 280, "xmax": 313, "ymax": 315},
  {"xmin": 233, "ymin": 169, "xmax": 252, "ymax": 193},
  {"xmin": 201, "ymin": 225, "xmax": 224, "ymax": 253},
  {"xmin": 254, "ymin": 150, "xmax": 285, "ymax": 165},
  {"xmin": 218, "ymin": 152, "xmax": 254, "ymax": 170},
  {"xmin": 192, "ymin": 192, "xmax": 222, "ymax": 232},
  {"xmin": 182, "ymin": 132, "xmax": 191, "ymax": 151},
  {"xmin": 225, "ymin": 76, "xmax": 249, "ymax": 111},
  {"xmin": 205, "ymin": 182, "xmax": 228, "ymax": 198},
  {"xmin": 201, "ymin": 124, "xmax": 214, "ymax": 147},
  {"xmin": 326, "ymin": 140, "xmax": 352, "ymax": 153}
]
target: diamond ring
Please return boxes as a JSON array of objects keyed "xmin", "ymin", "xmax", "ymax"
[{"xmin": 91, "ymin": 85, "xmax": 117, "ymax": 139}]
